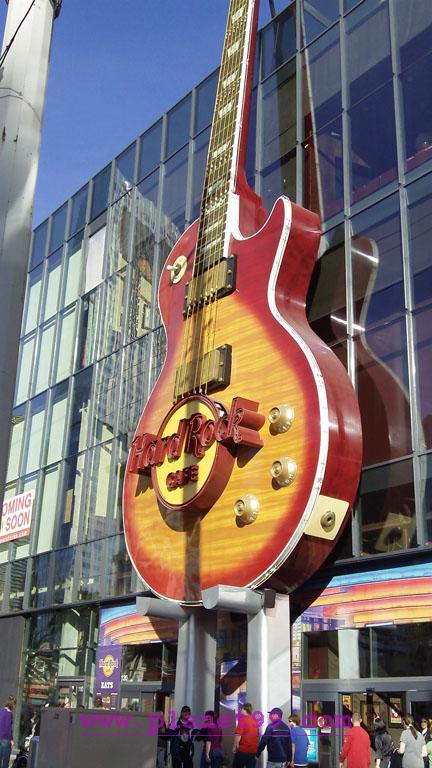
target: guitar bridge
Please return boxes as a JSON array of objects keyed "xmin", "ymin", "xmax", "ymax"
[
  {"xmin": 183, "ymin": 256, "xmax": 236, "ymax": 317},
  {"xmin": 174, "ymin": 345, "xmax": 232, "ymax": 401}
]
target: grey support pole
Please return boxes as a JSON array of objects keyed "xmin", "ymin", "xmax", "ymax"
[{"xmin": 0, "ymin": 0, "xmax": 59, "ymax": 505}]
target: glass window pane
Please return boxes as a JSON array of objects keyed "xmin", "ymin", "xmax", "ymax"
[
  {"xmin": 191, "ymin": 127, "xmax": 210, "ymax": 221},
  {"xmin": 30, "ymin": 221, "xmax": 48, "ymax": 271},
  {"xmin": 49, "ymin": 204, "xmax": 67, "ymax": 255},
  {"xmin": 139, "ymin": 120, "xmax": 162, "ymax": 181},
  {"xmin": 162, "ymin": 146, "xmax": 189, "ymax": 234},
  {"xmin": 0, "ymin": 563, "xmax": 6, "ymax": 607},
  {"xmin": 91, "ymin": 354, "xmax": 120, "ymax": 445},
  {"xmin": 43, "ymin": 248, "xmax": 63, "ymax": 321},
  {"xmin": 346, "ymin": 0, "xmax": 392, "ymax": 107},
  {"xmin": 24, "ymin": 265, "xmax": 43, "ymax": 334},
  {"xmin": 261, "ymin": 5, "xmax": 296, "ymax": 79},
  {"xmin": 46, "ymin": 381, "xmax": 69, "ymax": 465},
  {"xmin": 304, "ymin": 115, "xmax": 343, "ymax": 220},
  {"xmin": 8, "ymin": 559, "xmax": 27, "ymax": 611},
  {"xmin": 82, "ymin": 442, "xmax": 113, "ymax": 541},
  {"xmin": 195, "ymin": 72, "xmax": 218, "ymax": 135},
  {"xmin": 301, "ymin": 2, "xmax": 339, "ymax": 46},
  {"xmin": 106, "ymin": 195, "xmax": 132, "ymax": 276},
  {"xmin": 106, "ymin": 535, "xmax": 132, "ymax": 597},
  {"xmin": 53, "ymin": 547, "xmax": 75, "ymax": 603},
  {"xmin": 70, "ymin": 185, "xmax": 88, "ymax": 236},
  {"xmin": 99, "ymin": 271, "xmax": 125, "ymax": 358},
  {"xmin": 76, "ymin": 289, "xmax": 101, "ymax": 370},
  {"xmin": 113, "ymin": 143, "xmax": 136, "ymax": 200},
  {"xmin": 78, "ymin": 539, "xmax": 104, "ymax": 600},
  {"xmin": 36, "ymin": 465, "xmax": 60, "ymax": 554},
  {"xmin": 262, "ymin": 61, "xmax": 296, "ymax": 169},
  {"xmin": 303, "ymin": 24, "xmax": 341, "ymax": 137},
  {"xmin": 63, "ymin": 233, "xmax": 84, "ymax": 307},
  {"xmin": 355, "ymin": 317, "xmax": 411, "ymax": 466},
  {"xmin": 67, "ymin": 367, "xmax": 93, "ymax": 456},
  {"xmin": 29, "ymin": 553, "xmax": 50, "ymax": 608},
  {"xmin": 91, "ymin": 165, "xmax": 111, "ymax": 220},
  {"xmin": 57, "ymin": 455, "xmax": 85, "ymax": 548},
  {"xmin": 24, "ymin": 393, "xmax": 47, "ymax": 474},
  {"xmin": 85, "ymin": 226, "xmax": 106, "ymax": 293},
  {"xmin": 420, "ymin": 454, "xmax": 432, "ymax": 542},
  {"xmin": 34, "ymin": 319, "xmax": 56, "ymax": 394},
  {"xmin": 119, "ymin": 336, "xmax": 150, "ymax": 440},
  {"xmin": 261, "ymin": 151, "xmax": 296, "ymax": 214},
  {"xmin": 15, "ymin": 333, "xmax": 36, "ymax": 405},
  {"xmin": 394, "ymin": 0, "xmax": 432, "ymax": 71},
  {"xmin": 350, "ymin": 83, "xmax": 397, "ymax": 204},
  {"xmin": 401, "ymin": 52, "xmax": 432, "ymax": 174},
  {"xmin": 351, "ymin": 196, "xmax": 405, "ymax": 331},
  {"xmin": 413, "ymin": 306, "xmax": 432, "ymax": 450},
  {"xmin": 305, "ymin": 631, "xmax": 339, "ymax": 678},
  {"xmin": 359, "ymin": 460, "xmax": 416, "ymax": 555},
  {"xmin": 54, "ymin": 304, "xmax": 76, "ymax": 384},
  {"xmin": 166, "ymin": 95, "xmax": 191, "ymax": 158},
  {"xmin": 6, "ymin": 406, "xmax": 26, "ymax": 482},
  {"xmin": 127, "ymin": 196, "xmax": 157, "ymax": 342},
  {"xmin": 307, "ymin": 231, "xmax": 347, "ymax": 345},
  {"xmin": 407, "ymin": 177, "xmax": 432, "ymax": 310}
]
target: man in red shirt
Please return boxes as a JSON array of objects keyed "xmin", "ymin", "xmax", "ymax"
[
  {"xmin": 232, "ymin": 703, "xmax": 259, "ymax": 768},
  {"xmin": 340, "ymin": 712, "xmax": 371, "ymax": 768}
]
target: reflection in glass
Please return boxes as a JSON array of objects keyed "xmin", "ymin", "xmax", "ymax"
[
  {"xmin": 139, "ymin": 120, "xmax": 162, "ymax": 181},
  {"xmin": 303, "ymin": 24, "xmax": 341, "ymax": 137},
  {"xmin": 91, "ymin": 354, "xmax": 120, "ymax": 444},
  {"xmin": 76, "ymin": 289, "xmax": 100, "ymax": 369},
  {"xmin": 350, "ymin": 83, "xmax": 397, "ymax": 203},
  {"xmin": 195, "ymin": 72, "xmax": 218, "ymax": 135},
  {"xmin": 24, "ymin": 265, "xmax": 43, "ymax": 333},
  {"xmin": 400, "ymin": 52, "xmax": 432, "ymax": 173},
  {"xmin": 122, "ymin": 644, "xmax": 163, "ymax": 682},
  {"xmin": 63, "ymin": 233, "xmax": 83, "ymax": 307},
  {"xmin": 166, "ymin": 95, "xmax": 191, "ymax": 159},
  {"xmin": 191, "ymin": 127, "xmax": 210, "ymax": 221},
  {"xmin": 43, "ymin": 248, "xmax": 63, "ymax": 321},
  {"xmin": 99, "ymin": 271, "xmax": 125, "ymax": 358},
  {"xmin": 113, "ymin": 143, "xmax": 136, "ymax": 200},
  {"xmin": 261, "ymin": 5, "xmax": 296, "ymax": 79},
  {"xmin": 151, "ymin": 326, "xmax": 167, "ymax": 390},
  {"xmin": 30, "ymin": 221, "xmax": 48, "ymax": 270},
  {"xmin": 106, "ymin": 536, "xmax": 132, "ymax": 597},
  {"xmin": 304, "ymin": 116, "xmax": 343, "ymax": 220},
  {"xmin": 413, "ymin": 306, "xmax": 432, "ymax": 449},
  {"xmin": 34, "ymin": 319, "xmax": 56, "ymax": 395},
  {"xmin": 57, "ymin": 454, "xmax": 85, "ymax": 548},
  {"xmin": 6, "ymin": 406, "xmax": 26, "ymax": 482},
  {"xmin": 407, "ymin": 176, "xmax": 432, "ymax": 310},
  {"xmin": 394, "ymin": 0, "xmax": 432, "ymax": 71},
  {"xmin": 54, "ymin": 304, "xmax": 76, "ymax": 383},
  {"xmin": 29, "ymin": 553, "xmax": 50, "ymax": 608},
  {"xmin": 91, "ymin": 165, "xmax": 111, "ymax": 221},
  {"xmin": 345, "ymin": 0, "xmax": 391, "ymax": 107},
  {"xmin": 119, "ymin": 336, "xmax": 150, "ymax": 440},
  {"xmin": 78, "ymin": 539, "xmax": 104, "ymax": 600},
  {"xmin": 300, "ymin": 1, "xmax": 339, "ymax": 46},
  {"xmin": 53, "ymin": 547, "xmax": 75, "ymax": 603},
  {"xmin": 305, "ymin": 631, "xmax": 339, "ymax": 678},
  {"xmin": 9, "ymin": 559, "xmax": 27, "ymax": 611},
  {"xmin": 67, "ymin": 367, "xmax": 93, "ymax": 456},
  {"xmin": 36, "ymin": 464, "xmax": 60, "ymax": 554},
  {"xmin": 15, "ymin": 333, "xmax": 35, "ymax": 405},
  {"xmin": 262, "ymin": 61, "xmax": 296, "ymax": 169},
  {"xmin": 85, "ymin": 226, "xmax": 105, "ymax": 293},
  {"xmin": 70, "ymin": 185, "xmax": 88, "ymax": 236},
  {"xmin": 46, "ymin": 381, "xmax": 69, "ymax": 465},
  {"xmin": 420, "ymin": 454, "xmax": 432, "ymax": 541},
  {"xmin": 24, "ymin": 394, "xmax": 47, "ymax": 474},
  {"xmin": 82, "ymin": 443, "xmax": 112, "ymax": 541},
  {"xmin": 261, "ymin": 151, "xmax": 296, "ymax": 214},
  {"xmin": 127, "ymin": 183, "xmax": 159, "ymax": 341},
  {"xmin": 49, "ymin": 204, "xmax": 67, "ymax": 255},
  {"xmin": 359, "ymin": 460, "xmax": 416, "ymax": 555},
  {"xmin": 162, "ymin": 146, "xmax": 189, "ymax": 233},
  {"xmin": 106, "ymin": 194, "xmax": 132, "ymax": 275},
  {"xmin": 0, "ymin": 564, "xmax": 6, "ymax": 608},
  {"xmin": 306, "ymin": 232, "xmax": 347, "ymax": 345}
]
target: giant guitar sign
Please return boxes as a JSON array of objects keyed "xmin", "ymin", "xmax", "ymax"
[{"xmin": 123, "ymin": 0, "xmax": 362, "ymax": 603}]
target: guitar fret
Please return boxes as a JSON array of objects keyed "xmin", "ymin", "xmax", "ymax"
[
  {"xmin": 218, "ymin": 100, "xmax": 234, "ymax": 118},
  {"xmin": 227, "ymin": 40, "xmax": 241, "ymax": 57}
]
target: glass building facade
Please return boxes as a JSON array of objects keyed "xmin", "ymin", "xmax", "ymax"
[{"xmin": 1, "ymin": 0, "xmax": 432, "ymax": 756}]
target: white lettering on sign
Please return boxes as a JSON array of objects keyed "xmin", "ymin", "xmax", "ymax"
[{"xmin": 0, "ymin": 490, "xmax": 34, "ymax": 544}]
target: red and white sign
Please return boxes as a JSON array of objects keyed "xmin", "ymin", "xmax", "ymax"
[{"xmin": 0, "ymin": 490, "xmax": 34, "ymax": 544}]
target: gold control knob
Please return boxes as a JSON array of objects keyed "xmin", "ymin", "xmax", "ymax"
[
  {"xmin": 268, "ymin": 404, "xmax": 295, "ymax": 433},
  {"xmin": 234, "ymin": 494, "xmax": 260, "ymax": 524},
  {"xmin": 167, "ymin": 254, "xmax": 187, "ymax": 284},
  {"xmin": 271, "ymin": 457, "xmax": 297, "ymax": 487}
]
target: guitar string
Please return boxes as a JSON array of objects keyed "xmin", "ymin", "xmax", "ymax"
[
  {"xmin": 195, "ymin": 0, "xmax": 246, "ymax": 394},
  {"xmin": 178, "ymin": 0, "xmax": 248, "ymax": 398}
]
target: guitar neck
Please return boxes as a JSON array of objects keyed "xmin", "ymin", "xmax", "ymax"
[{"xmin": 194, "ymin": 0, "xmax": 259, "ymax": 275}]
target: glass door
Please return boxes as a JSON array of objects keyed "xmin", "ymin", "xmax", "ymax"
[
  {"xmin": 304, "ymin": 695, "xmax": 338, "ymax": 768},
  {"xmin": 406, "ymin": 690, "xmax": 432, "ymax": 730}
]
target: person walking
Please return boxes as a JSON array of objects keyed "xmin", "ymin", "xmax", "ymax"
[
  {"xmin": 373, "ymin": 717, "xmax": 394, "ymax": 768},
  {"xmin": 339, "ymin": 712, "xmax": 370, "ymax": 768},
  {"xmin": 155, "ymin": 711, "xmax": 168, "ymax": 768},
  {"xmin": 202, "ymin": 711, "xmax": 223, "ymax": 768},
  {"xmin": 256, "ymin": 707, "xmax": 291, "ymax": 768},
  {"xmin": 170, "ymin": 705, "xmax": 195, "ymax": 768},
  {"xmin": 398, "ymin": 715, "xmax": 427, "ymax": 768},
  {"xmin": 0, "ymin": 695, "xmax": 16, "ymax": 768},
  {"xmin": 232, "ymin": 703, "xmax": 259, "ymax": 768},
  {"xmin": 289, "ymin": 713, "xmax": 309, "ymax": 768}
]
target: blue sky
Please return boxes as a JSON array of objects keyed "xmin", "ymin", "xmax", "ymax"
[{"xmin": 0, "ymin": 1, "xmax": 284, "ymax": 226}]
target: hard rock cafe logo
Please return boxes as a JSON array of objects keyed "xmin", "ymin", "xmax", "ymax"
[
  {"xmin": 129, "ymin": 394, "xmax": 264, "ymax": 512},
  {"xmin": 99, "ymin": 654, "xmax": 119, "ymax": 678}
]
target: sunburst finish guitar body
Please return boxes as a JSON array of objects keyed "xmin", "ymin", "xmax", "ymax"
[{"xmin": 123, "ymin": 0, "xmax": 362, "ymax": 603}]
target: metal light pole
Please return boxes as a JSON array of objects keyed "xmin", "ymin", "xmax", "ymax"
[{"xmin": 0, "ymin": 0, "xmax": 60, "ymax": 507}]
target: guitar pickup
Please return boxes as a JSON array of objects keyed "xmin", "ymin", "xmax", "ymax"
[
  {"xmin": 183, "ymin": 255, "xmax": 236, "ymax": 317},
  {"xmin": 174, "ymin": 345, "xmax": 232, "ymax": 401}
]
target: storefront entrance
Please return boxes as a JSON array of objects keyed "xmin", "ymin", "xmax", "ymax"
[
  {"xmin": 120, "ymin": 686, "xmax": 172, "ymax": 715},
  {"xmin": 302, "ymin": 678, "xmax": 432, "ymax": 768},
  {"xmin": 56, "ymin": 677, "xmax": 86, "ymax": 707}
]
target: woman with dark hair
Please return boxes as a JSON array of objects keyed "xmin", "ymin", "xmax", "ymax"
[
  {"xmin": 399, "ymin": 715, "xmax": 427, "ymax": 768},
  {"xmin": 0, "ymin": 695, "xmax": 16, "ymax": 768},
  {"xmin": 203, "ymin": 711, "xmax": 223, "ymax": 768},
  {"xmin": 373, "ymin": 718, "xmax": 394, "ymax": 768}
]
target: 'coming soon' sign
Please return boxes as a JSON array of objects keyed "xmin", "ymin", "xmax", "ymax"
[{"xmin": 0, "ymin": 490, "xmax": 34, "ymax": 544}]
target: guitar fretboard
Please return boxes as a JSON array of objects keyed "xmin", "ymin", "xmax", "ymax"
[{"xmin": 193, "ymin": 0, "xmax": 257, "ymax": 277}]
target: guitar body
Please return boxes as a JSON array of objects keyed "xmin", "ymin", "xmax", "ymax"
[{"xmin": 123, "ymin": 193, "xmax": 362, "ymax": 602}]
